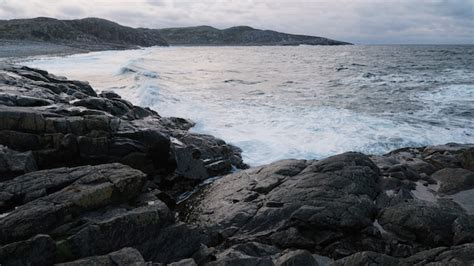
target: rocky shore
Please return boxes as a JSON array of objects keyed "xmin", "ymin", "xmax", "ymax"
[{"xmin": 0, "ymin": 64, "xmax": 473, "ymax": 265}]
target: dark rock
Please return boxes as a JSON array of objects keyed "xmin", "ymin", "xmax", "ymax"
[
  {"xmin": 275, "ymin": 249, "xmax": 318, "ymax": 266},
  {"xmin": 57, "ymin": 247, "xmax": 145, "ymax": 266},
  {"xmin": 331, "ymin": 251, "xmax": 399, "ymax": 266},
  {"xmin": 169, "ymin": 258, "xmax": 198, "ymax": 266},
  {"xmin": 431, "ymin": 168, "xmax": 474, "ymax": 194},
  {"xmin": 460, "ymin": 148, "xmax": 474, "ymax": 171},
  {"xmin": 98, "ymin": 90, "xmax": 122, "ymax": 99},
  {"xmin": 0, "ymin": 234, "xmax": 56, "ymax": 266},
  {"xmin": 0, "ymin": 163, "xmax": 146, "ymax": 244},
  {"xmin": 378, "ymin": 200, "xmax": 467, "ymax": 247},
  {"xmin": 0, "ymin": 145, "xmax": 37, "ymax": 181},
  {"xmin": 138, "ymin": 223, "xmax": 212, "ymax": 263},
  {"xmin": 183, "ymin": 153, "xmax": 381, "ymax": 257},
  {"xmin": 56, "ymin": 203, "xmax": 173, "ymax": 262},
  {"xmin": 403, "ymin": 243, "xmax": 474, "ymax": 265}
]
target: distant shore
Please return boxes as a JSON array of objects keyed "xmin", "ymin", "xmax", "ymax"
[{"xmin": 0, "ymin": 40, "xmax": 89, "ymax": 61}]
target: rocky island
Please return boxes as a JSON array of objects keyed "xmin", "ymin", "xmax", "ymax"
[
  {"xmin": 0, "ymin": 64, "xmax": 473, "ymax": 265},
  {"xmin": 157, "ymin": 26, "xmax": 351, "ymax": 46},
  {"xmin": 0, "ymin": 17, "xmax": 350, "ymax": 58}
]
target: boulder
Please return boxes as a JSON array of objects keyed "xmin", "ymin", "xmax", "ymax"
[
  {"xmin": 183, "ymin": 153, "xmax": 381, "ymax": 257},
  {"xmin": 378, "ymin": 200, "xmax": 468, "ymax": 247},
  {"xmin": 56, "ymin": 203, "xmax": 173, "ymax": 262},
  {"xmin": 431, "ymin": 168, "xmax": 474, "ymax": 194},
  {"xmin": 0, "ymin": 145, "xmax": 37, "ymax": 181},
  {"xmin": 57, "ymin": 247, "xmax": 145, "ymax": 266},
  {"xmin": 0, "ymin": 234, "xmax": 56, "ymax": 266},
  {"xmin": 0, "ymin": 163, "xmax": 146, "ymax": 244},
  {"xmin": 275, "ymin": 249, "xmax": 318, "ymax": 266},
  {"xmin": 331, "ymin": 251, "xmax": 399, "ymax": 266}
]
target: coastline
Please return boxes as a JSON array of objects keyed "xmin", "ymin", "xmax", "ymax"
[{"xmin": 0, "ymin": 60, "xmax": 473, "ymax": 264}]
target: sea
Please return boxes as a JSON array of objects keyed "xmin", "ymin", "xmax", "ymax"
[{"xmin": 24, "ymin": 45, "xmax": 474, "ymax": 166}]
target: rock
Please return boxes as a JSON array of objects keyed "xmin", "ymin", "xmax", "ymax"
[
  {"xmin": 431, "ymin": 168, "xmax": 474, "ymax": 194},
  {"xmin": 0, "ymin": 163, "xmax": 146, "ymax": 245},
  {"xmin": 206, "ymin": 242, "xmax": 279, "ymax": 266},
  {"xmin": 169, "ymin": 258, "xmax": 198, "ymax": 266},
  {"xmin": 55, "ymin": 203, "xmax": 173, "ymax": 262},
  {"xmin": 206, "ymin": 245, "xmax": 275, "ymax": 266},
  {"xmin": 331, "ymin": 251, "xmax": 399, "ymax": 266},
  {"xmin": 0, "ymin": 234, "xmax": 56, "ymax": 266},
  {"xmin": 98, "ymin": 90, "xmax": 122, "ymax": 99},
  {"xmin": 403, "ymin": 243, "xmax": 474, "ymax": 265},
  {"xmin": 378, "ymin": 200, "xmax": 468, "ymax": 247},
  {"xmin": 138, "ymin": 223, "xmax": 212, "ymax": 263},
  {"xmin": 183, "ymin": 153, "xmax": 381, "ymax": 257},
  {"xmin": 460, "ymin": 148, "xmax": 474, "ymax": 171},
  {"xmin": 275, "ymin": 249, "xmax": 318, "ymax": 266},
  {"xmin": 0, "ymin": 145, "xmax": 37, "ymax": 181},
  {"xmin": 57, "ymin": 247, "xmax": 145, "ymax": 266}
]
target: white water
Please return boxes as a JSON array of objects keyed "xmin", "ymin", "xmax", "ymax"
[{"xmin": 25, "ymin": 45, "xmax": 474, "ymax": 166}]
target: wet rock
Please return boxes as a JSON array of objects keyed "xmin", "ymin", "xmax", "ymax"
[
  {"xmin": 378, "ymin": 200, "xmax": 468, "ymax": 247},
  {"xmin": 138, "ymin": 223, "xmax": 212, "ymax": 263},
  {"xmin": 0, "ymin": 234, "xmax": 56, "ymax": 266},
  {"xmin": 460, "ymin": 148, "xmax": 474, "ymax": 171},
  {"xmin": 275, "ymin": 249, "xmax": 318, "ymax": 266},
  {"xmin": 331, "ymin": 251, "xmax": 399, "ymax": 266},
  {"xmin": 403, "ymin": 243, "xmax": 474, "ymax": 265},
  {"xmin": 57, "ymin": 247, "xmax": 145, "ymax": 266},
  {"xmin": 0, "ymin": 145, "xmax": 37, "ymax": 181},
  {"xmin": 183, "ymin": 153, "xmax": 381, "ymax": 257},
  {"xmin": 169, "ymin": 258, "xmax": 198, "ymax": 266},
  {"xmin": 55, "ymin": 203, "xmax": 173, "ymax": 262},
  {"xmin": 431, "ymin": 168, "xmax": 474, "ymax": 194},
  {"xmin": 0, "ymin": 163, "xmax": 146, "ymax": 244}
]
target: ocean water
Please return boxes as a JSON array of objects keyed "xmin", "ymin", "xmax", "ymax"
[{"xmin": 25, "ymin": 45, "xmax": 474, "ymax": 166}]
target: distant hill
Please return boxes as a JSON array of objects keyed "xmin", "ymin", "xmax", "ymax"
[
  {"xmin": 0, "ymin": 17, "xmax": 168, "ymax": 50},
  {"xmin": 0, "ymin": 18, "xmax": 351, "ymax": 51},
  {"xmin": 158, "ymin": 25, "xmax": 351, "ymax": 46}
]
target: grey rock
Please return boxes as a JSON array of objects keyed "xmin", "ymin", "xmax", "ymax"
[
  {"xmin": 0, "ymin": 145, "xmax": 37, "ymax": 181},
  {"xmin": 0, "ymin": 234, "xmax": 56, "ymax": 266},
  {"xmin": 169, "ymin": 258, "xmax": 198, "ymax": 266},
  {"xmin": 0, "ymin": 163, "xmax": 146, "ymax": 245},
  {"xmin": 431, "ymin": 168, "xmax": 474, "ymax": 194},
  {"xmin": 55, "ymin": 203, "xmax": 173, "ymax": 262},
  {"xmin": 331, "ymin": 251, "xmax": 399, "ymax": 266},
  {"xmin": 57, "ymin": 247, "xmax": 146, "ymax": 266},
  {"xmin": 275, "ymin": 249, "xmax": 318, "ymax": 266},
  {"xmin": 378, "ymin": 200, "xmax": 468, "ymax": 246},
  {"xmin": 183, "ymin": 153, "xmax": 380, "ymax": 257}
]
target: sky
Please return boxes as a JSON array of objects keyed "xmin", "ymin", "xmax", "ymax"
[{"xmin": 0, "ymin": 0, "xmax": 473, "ymax": 44}]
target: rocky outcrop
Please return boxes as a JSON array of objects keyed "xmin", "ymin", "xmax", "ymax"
[
  {"xmin": 178, "ymin": 144, "xmax": 474, "ymax": 264},
  {"xmin": 0, "ymin": 64, "xmax": 472, "ymax": 265},
  {"xmin": 0, "ymin": 64, "xmax": 245, "ymax": 265},
  {"xmin": 0, "ymin": 17, "xmax": 168, "ymax": 51},
  {"xmin": 158, "ymin": 25, "xmax": 351, "ymax": 46}
]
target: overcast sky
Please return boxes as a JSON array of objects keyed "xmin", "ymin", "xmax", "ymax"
[{"xmin": 0, "ymin": 0, "xmax": 473, "ymax": 44}]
